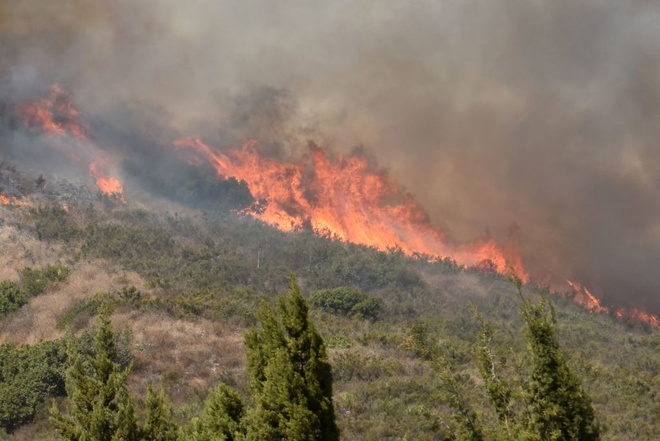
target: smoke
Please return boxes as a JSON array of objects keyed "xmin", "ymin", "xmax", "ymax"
[{"xmin": 2, "ymin": 0, "xmax": 660, "ymax": 312}]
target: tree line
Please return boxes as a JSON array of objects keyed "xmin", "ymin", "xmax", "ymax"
[{"xmin": 41, "ymin": 276, "xmax": 599, "ymax": 441}]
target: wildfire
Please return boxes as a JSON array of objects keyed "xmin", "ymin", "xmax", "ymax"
[
  {"xmin": 89, "ymin": 161, "xmax": 125, "ymax": 201},
  {"xmin": 567, "ymin": 280, "xmax": 659, "ymax": 327},
  {"xmin": 173, "ymin": 136, "xmax": 660, "ymax": 327},
  {"xmin": 174, "ymin": 137, "xmax": 528, "ymax": 280},
  {"xmin": 566, "ymin": 280, "xmax": 609, "ymax": 314},
  {"xmin": 9, "ymin": 86, "xmax": 659, "ymax": 328},
  {"xmin": 0, "ymin": 194, "xmax": 26, "ymax": 206},
  {"xmin": 14, "ymin": 85, "xmax": 125, "ymax": 200},
  {"xmin": 614, "ymin": 308, "xmax": 660, "ymax": 327},
  {"xmin": 15, "ymin": 85, "xmax": 89, "ymax": 140}
]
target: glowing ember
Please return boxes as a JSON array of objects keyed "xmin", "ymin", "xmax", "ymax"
[
  {"xmin": 174, "ymin": 137, "xmax": 528, "ymax": 280},
  {"xmin": 89, "ymin": 162, "xmax": 125, "ymax": 200},
  {"xmin": 0, "ymin": 195, "xmax": 26, "ymax": 206}
]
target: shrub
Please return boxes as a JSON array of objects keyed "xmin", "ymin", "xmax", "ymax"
[
  {"xmin": 0, "ymin": 340, "xmax": 68, "ymax": 432},
  {"xmin": 30, "ymin": 204, "xmax": 80, "ymax": 242},
  {"xmin": 19, "ymin": 264, "xmax": 71, "ymax": 296},
  {"xmin": 309, "ymin": 287, "xmax": 382, "ymax": 320},
  {"xmin": 0, "ymin": 281, "xmax": 27, "ymax": 319}
]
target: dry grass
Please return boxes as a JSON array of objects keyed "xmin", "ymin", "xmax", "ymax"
[
  {"xmin": 112, "ymin": 310, "xmax": 247, "ymax": 400},
  {"xmin": 0, "ymin": 222, "xmax": 66, "ymax": 281},
  {"xmin": 0, "ymin": 254, "xmax": 145, "ymax": 345}
]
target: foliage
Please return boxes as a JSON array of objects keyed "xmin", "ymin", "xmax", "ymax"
[
  {"xmin": 309, "ymin": 287, "xmax": 382, "ymax": 320},
  {"xmin": 0, "ymin": 281, "xmax": 27, "ymax": 319},
  {"xmin": 30, "ymin": 204, "xmax": 80, "ymax": 242},
  {"xmin": 57, "ymin": 287, "xmax": 260, "ymax": 331},
  {"xmin": 518, "ymin": 295, "xmax": 599, "ymax": 440},
  {"xmin": 404, "ymin": 323, "xmax": 484, "ymax": 441},
  {"xmin": 242, "ymin": 276, "xmax": 339, "ymax": 441},
  {"xmin": 19, "ymin": 264, "xmax": 70, "ymax": 297},
  {"xmin": 404, "ymin": 286, "xmax": 601, "ymax": 441},
  {"xmin": 0, "ymin": 264, "xmax": 70, "ymax": 320},
  {"xmin": 143, "ymin": 384, "xmax": 180, "ymax": 441},
  {"xmin": 188, "ymin": 384, "xmax": 244, "ymax": 441},
  {"xmin": 50, "ymin": 306, "xmax": 140, "ymax": 441},
  {"xmin": 0, "ymin": 340, "xmax": 68, "ymax": 432},
  {"xmin": 0, "ymin": 176, "xmax": 657, "ymax": 440}
]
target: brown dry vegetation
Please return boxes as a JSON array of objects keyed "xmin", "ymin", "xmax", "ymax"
[
  {"xmin": 112, "ymin": 310, "xmax": 247, "ymax": 401},
  {"xmin": 0, "ymin": 220, "xmax": 64, "ymax": 281},
  {"xmin": 0, "ymin": 238, "xmax": 145, "ymax": 344}
]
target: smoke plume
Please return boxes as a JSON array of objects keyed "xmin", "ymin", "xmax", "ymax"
[{"xmin": 1, "ymin": 0, "xmax": 660, "ymax": 313}]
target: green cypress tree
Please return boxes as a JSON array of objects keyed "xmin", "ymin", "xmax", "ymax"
[
  {"xmin": 50, "ymin": 305, "xmax": 139, "ymax": 441},
  {"xmin": 190, "ymin": 383, "xmax": 244, "ymax": 441},
  {"xmin": 242, "ymin": 276, "xmax": 339, "ymax": 441},
  {"xmin": 520, "ymin": 296, "xmax": 600, "ymax": 441},
  {"xmin": 143, "ymin": 384, "xmax": 179, "ymax": 441}
]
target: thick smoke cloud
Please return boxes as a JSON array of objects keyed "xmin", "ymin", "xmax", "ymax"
[{"xmin": 1, "ymin": 1, "xmax": 660, "ymax": 312}]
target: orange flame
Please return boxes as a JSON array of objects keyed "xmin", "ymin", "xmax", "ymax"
[
  {"xmin": 174, "ymin": 137, "xmax": 528, "ymax": 280},
  {"xmin": 15, "ymin": 85, "xmax": 89, "ymax": 140},
  {"xmin": 0, "ymin": 195, "xmax": 26, "ymax": 206},
  {"xmin": 566, "ymin": 280, "xmax": 609, "ymax": 314},
  {"xmin": 566, "ymin": 280, "xmax": 659, "ymax": 327},
  {"xmin": 615, "ymin": 308, "xmax": 660, "ymax": 327},
  {"xmin": 89, "ymin": 162, "xmax": 125, "ymax": 201},
  {"xmin": 14, "ymin": 85, "xmax": 125, "ymax": 200}
]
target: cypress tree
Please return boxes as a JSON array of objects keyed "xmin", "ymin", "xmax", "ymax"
[
  {"xmin": 190, "ymin": 383, "xmax": 244, "ymax": 441},
  {"xmin": 143, "ymin": 384, "xmax": 179, "ymax": 441},
  {"xmin": 242, "ymin": 275, "xmax": 339, "ymax": 441},
  {"xmin": 520, "ymin": 296, "xmax": 600, "ymax": 441},
  {"xmin": 50, "ymin": 305, "xmax": 139, "ymax": 441}
]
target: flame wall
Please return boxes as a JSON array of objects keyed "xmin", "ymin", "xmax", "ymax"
[{"xmin": 1, "ymin": 1, "xmax": 660, "ymax": 315}]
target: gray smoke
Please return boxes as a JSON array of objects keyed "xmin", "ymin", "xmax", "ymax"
[{"xmin": 2, "ymin": 0, "xmax": 660, "ymax": 313}]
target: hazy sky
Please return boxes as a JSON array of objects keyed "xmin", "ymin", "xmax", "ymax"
[{"xmin": 2, "ymin": 0, "xmax": 660, "ymax": 313}]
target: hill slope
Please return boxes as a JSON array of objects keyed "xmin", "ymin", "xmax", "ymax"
[{"xmin": 0, "ymin": 165, "xmax": 658, "ymax": 440}]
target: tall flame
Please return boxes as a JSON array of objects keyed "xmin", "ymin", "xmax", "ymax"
[
  {"xmin": 174, "ymin": 136, "xmax": 660, "ymax": 328},
  {"xmin": 14, "ymin": 85, "xmax": 124, "ymax": 200},
  {"xmin": 174, "ymin": 137, "xmax": 527, "ymax": 280},
  {"xmin": 9, "ymin": 87, "xmax": 659, "ymax": 328}
]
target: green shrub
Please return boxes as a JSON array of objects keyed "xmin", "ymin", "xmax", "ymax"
[
  {"xmin": 0, "ymin": 281, "xmax": 27, "ymax": 319},
  {"xmin": 309, "ymin": 287, "xmax": 382, "ymax": 320},
  {"xmin": 30, "ymin": 204, "xmax": 80, "ymax": 242},
  {"xmin": 19, "ymin": 264, "xmax": 70, "ymax": 296},
  {"xmin": 56, "ymin": 295, "xmax": 106, "ymax": 331},
  {"xmin": 332, "ymin": 352, "xmax": 390, "ymax": 382},
  {"xmin": 352, "ymin": 297, "xmax": 383, "ymax": 320},
  {"xmin": 0, "ymin": 340, "xmax": 68, "ymax": 432}
]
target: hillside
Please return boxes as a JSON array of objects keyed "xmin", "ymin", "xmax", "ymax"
[{"xmin": 0, "ymin": 164, "xmax": 658, "ymax": 440}]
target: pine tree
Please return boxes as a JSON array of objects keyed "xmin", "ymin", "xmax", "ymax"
[
  {"xmin": 242, "ymin": 275, "xmax": 339, "ymax": 441},
  {"xmin": 143, "ymin": 384, "xmax": 179, "ymax": 441},
  {"xmin": 473, "ymin": 279, "xmax": 601, "ymax": 441},
  {"xmin": 50, "ymin": 306, "xmax": 140, "ymax": 441},
  {"xmin": 520, "ymin": 295, "xmax": 600, "ymax": 441},
  {"xmin": 189, "ymin": 383, "xmax": 244, "ymax": 441}
]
